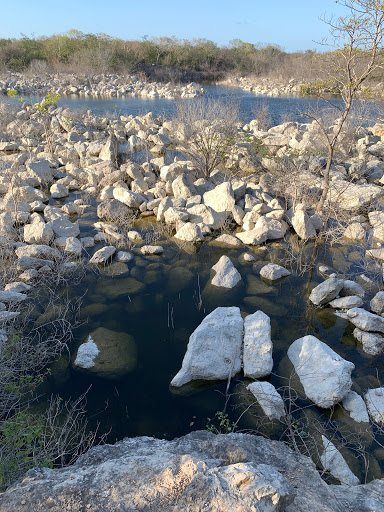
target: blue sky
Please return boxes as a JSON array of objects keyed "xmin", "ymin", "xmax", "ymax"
[{"xmin": 0, "ymin": 0, "xmax": 349, "ymax": 52}]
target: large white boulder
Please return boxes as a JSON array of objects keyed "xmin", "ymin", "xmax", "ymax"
[
  {"xmin": 170, "ymin": 307, "xmax": 243, "ymax": 387},
  {"xmin": 23, "ymin": 222, "xmax": 54, "ymax": 245},
  {"xmin": 243, "ymin": 311, "xmax": 273, "ymax": 379},
  {"xmin": 291, "ymin": 209, "xmax": 316, "ymax": 240},
  {"xmin": 113, "ymin": 187, "xmax": 145, "ymax": 208},
  {"xmin": 211, "ymin": 256, "xmax": 242, "ymax": 288},
  {"xmin": 320, "ymin": 436, "xmax": 359, "ymax": 486},
  {"xmin": 247, "ymin": 381, "xmax": 285, "ymax": 420},
  {"xmin": 203, "ymin": 182, "xmax": 235, "ymax": 214},
  {"xmin": 287, "ymin": 335, "xmax": 354, "ymax": 408}
]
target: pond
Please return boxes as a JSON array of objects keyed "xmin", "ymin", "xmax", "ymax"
[
  {"xmin": 35, "ymin": 187, "xmax": 384, "ymax": 483},
  {"xmin": 18, "ymin": 84, "xmax": 384, "ymax": 483},
  {"xmin": 54, "ymin": 84, "xmax": 383, "ymax": 126}
]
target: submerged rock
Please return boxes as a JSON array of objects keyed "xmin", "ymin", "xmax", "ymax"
[
  {"xmin": 287, "ymin": 335, "xmax": 354, "ymax": 408},
  {"xmin": 89, "ymin": 246, "xmax": 116, "ymax": 264},
  {"xmin": 73, "ymin": 327, "xmax": 137, "ymax": 379},
  {"xmin": 342, "ymin": 391, "xmax": 369, "ymax": 423},
  {"xmin": 171, "ymin": 307, "xmax": 243, "ymax": 387},
  {"xmin": 365, "ymin": 388, "xmax": 384, "ymax": 424},
  {"xmin": 247, "ymin": 381, "xmax": 285, "ymax": 420},
  {"xmin": 320, "ymin": 436, "xmax": 359, "ymax": 486}
]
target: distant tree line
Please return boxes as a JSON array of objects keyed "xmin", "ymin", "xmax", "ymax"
[{"xmin": 0, "ymin": 30, "xmax": 319, "ymax": 81}]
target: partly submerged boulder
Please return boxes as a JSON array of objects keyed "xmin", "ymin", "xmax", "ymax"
[{"xmin": 171, "ymin": 307, "xmax": 243, "ymax": 387}]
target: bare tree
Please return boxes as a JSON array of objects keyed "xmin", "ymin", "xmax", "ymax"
[
  {"xmin": 312, "ymin": 0, "xmax": 384, "ymax": 216},
  {"xmin": 172, "ymin": 96, "xmax": 240, "ymax": 179}
]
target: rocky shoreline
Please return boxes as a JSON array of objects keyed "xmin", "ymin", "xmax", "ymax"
[
  {"xmin": 0, "ymin": 73, "xmax": 204, "ymax": 99},
  {"xmin": 1, "ymin": 94, "xmax": 384, "ymax": 501}
]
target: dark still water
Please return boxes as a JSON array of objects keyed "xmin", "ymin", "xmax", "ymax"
[
  {"xmin": 36, "ymin": 192, "xmax": 384, "ymax": 481},
  {"xmin": 55, "ymin": 85, "xmax": 382, "ymax": 126}
]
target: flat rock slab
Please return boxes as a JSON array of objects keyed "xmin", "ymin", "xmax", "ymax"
[
  {"xmin": 247, "ymin": 381, "xmax": 285, "ymax": 420},
  {"xmin": 259, "ymin": 263, "xmax": 291, "ymax": 281},
  {"xmin": 243, "ymin": 310, "xmax": 273, "ymax": 379},
  {"xmin": 211, "ymin": 255, "xmax": 242, "ymax": 289},
  {"xmin": 287, "ymin": 335, "xmax": 354, "ymax": 408},
  {"xmin": 347, "ymin": 307, "xmax": 384, "ymax": 333},
  {"xmin": 320, "ymin": 436, "xmax": 359, "ymax": 486},
  {"xmin": 171, "ymin": 307, "xmax": 243, "ymax": 387}
]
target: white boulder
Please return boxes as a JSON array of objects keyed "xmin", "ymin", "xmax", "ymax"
[
  {"xmin": 170, "ymin": 307, "xmax": 243, "ymax": 387},
  {"xmin": 320, "ymin": 436, "xmax": 359, "ymax": 486},
  {"xmin": 247, "ymin": 381, "xmax": 285, "ymax": 420},
  {"xmin": 287, "ymin": 335, "xmax": 354, "ymax": 408},
  {"xmin": 211, "ymin": 256, "xmax": 242, "ymax": 289}
]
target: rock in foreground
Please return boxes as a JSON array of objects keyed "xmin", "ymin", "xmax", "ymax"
[{"xmin": 0, "ymin": 431, "xmax": 382, "ymax": 512}]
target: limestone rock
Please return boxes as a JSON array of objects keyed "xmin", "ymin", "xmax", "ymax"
[
  {"xmin": 353, "ymin": 328, "xmax": 384, "ymax": 355},
  {"xmin": 287, "ymin": 335, "xmax": 354, "ymax": 408},
  {"xmin": 347, "ymin": 307, "xmax": 384, "ymax": 333},
  {"xmin": 247, "ymin": 381, "xmax": 285, "ymax": 420},
  {"xmin": 365, "ymin": 388, "xmax": 384, "ymax": 424},
  {"xmin": 50, "ymin": 183, "xmax": 69, "ymax": 199},
  {"xmin": 211, "ymin": 256, "xmax": 242, "ymax": 289},
  {"xmin": 174, "ymin": 223, "xmax": 204, "ymax": 243},
  {"xmin": 113, "ymin": 187, "xmax": 145, "ymax": 208},
  {"xmin": 342, "ymin": 391, "xmax": 369, "ymax": 423},
  {"xmin": 171, "ymin": 307, "xmax": 243, "ymax": 387},
  {"xmin": 291, "ymin": 209, "xmax": 316, "ymax": 240},
  {"xmin": 203, "ymin": 182, "xmax": 235, "ymax": 214},
  {"xmin": 328, "ymin": 296, "xmax": 363, "ymax": 309},
  {"xmin": 23, "ymin": 222, "xmax": 54, "ymax": 245},
  {"xmin": 320, "ymin": 436, "xmax": 359, "ymax": 486},
  {"xmin": 370, "ymin": 291, "xmax": 384, "ymax": 315},
  {"xmin": 309, "ymin": 277, "xmax": 344, "ymax": 306},
  {"xmin": 140, "ymin": 245, "xmax": 164, "ymax": 255},
  {"xmin": 73, "ymin": 327, "xmax": 137, "ymax": 379},
  {"xmin": 89, "ymin": 246, "xmax": 116, "ymax": 264},
  {"xmin": 243, "ymin": 311, "xmax": 273, "ymax": 379},
  {"xmin": 259, "ymin": 263, "xmax": 291, "ymax": 281}
]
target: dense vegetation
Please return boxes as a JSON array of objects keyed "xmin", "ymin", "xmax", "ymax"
[{"xmin": 0, "ymin": 30, "xmax": 319, "ymax": 81}]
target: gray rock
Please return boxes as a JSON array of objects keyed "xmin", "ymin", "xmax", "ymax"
[
  {"xmin": 309, "ymin": 277, "xmax": 344, "ymax": 306},
  {"xmin": 4, "ymin": 282, "xmax": 31, "ymax": 293},
  {"xmin": 116, "ymin": 251, "xmax": 133, "ymax": 262},
  {"xmin": 0, "ymin": 291, "xmax": 27, "ymax": 304},
  {"xmin": 291, "ymin": 209, "xmax": 316, "ymax": 240},
  {"xmin": 340, "ymin": 280, "xmax": 365, "ymax": 299},
  {"xmin": 89, "ymin": 246, "xmax": 116, "ymax": 264},
  {"xmin": 113, "ymin": 187, "xmax": 145, "ymax": 208},
  {"xmin": 0, "ymin": 311, "xmax": 20, "ymax": 322},
  {"xmin": 243, "ymin": 311, "xmax": 273, "ymax": 379},
  {"xmin": 370, "ymin": 291, "xmax": 384, "ymax": 315},
  {"xmin": 50, "ymin": 183, "xmax": 69, "ymax": 199},
  {"xmin": 26, "ymin": 159, "xmax": 54, "ymax": 185},
  {"xmin": 187, "ymin": 204, "xmax": 226, "ymax": 230},
  {"xmin": 260, "ymin": 263, "xmax": 291, "ymax": 281},
  {"xmin": 140, "ymin": 245, "xmax": 164, "ymax": 255},
  {"xmin": 342, "ymin": 391, "xmax": 369, "ymax": 423},
  {"xmin": 347, "ymin": 307, "xmax": 384, "ymax": 333},
  {"xmin": 320, "ymin": 436, "xmax": 359, "ymax": 486},
  {"xmin": 353, "ymin": 328, "xmax": 384, "ymax": 355},
  {"xmin": 73, "ymin": 327, "xmax": 137, "ymax": 380},
  {"xmin": 247, "ymin": 381, "xmax": 285, "ymax": 420},
  {"xmin": 64, "ymin": 237, "xmax": 82, "ymax": 257},
  {"xmin": 0, "ymin": 430, "xmax": 364, "ymax": 512},
  {"xmin": 172, "ymin": 173, "xmax": 197, "ymax": 199},
  {"xmin": 203, "ymin": 182, "xmax": 235, "ymax": 214},
  {"xmin": 287, "ymin": 335, "xmax": 354, "ymax": 408},
  {"xmin": 211, "ymin": 256, "xmax": 242, "ymax": 289},
  {"xmin": 23, "ymin": 222, "xmax": 54, "ymax": 245},
  {"xmin": 365, "ymin": 388, "xmax": 384, "ymax": 424},
  {"xmin": 171, "ymin": 307, "xmax": 243, "ymax": 387},
  {"xmin": 328, "ymin": 296, "xmax": 363, "ymax": 309},
  {"xmin": 15, "ymin": 245, "xmax": 60, "ymax": 260},
  {"xmin": 174, "ymin": 222, "xmax": 204, "ymax": 243}
]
